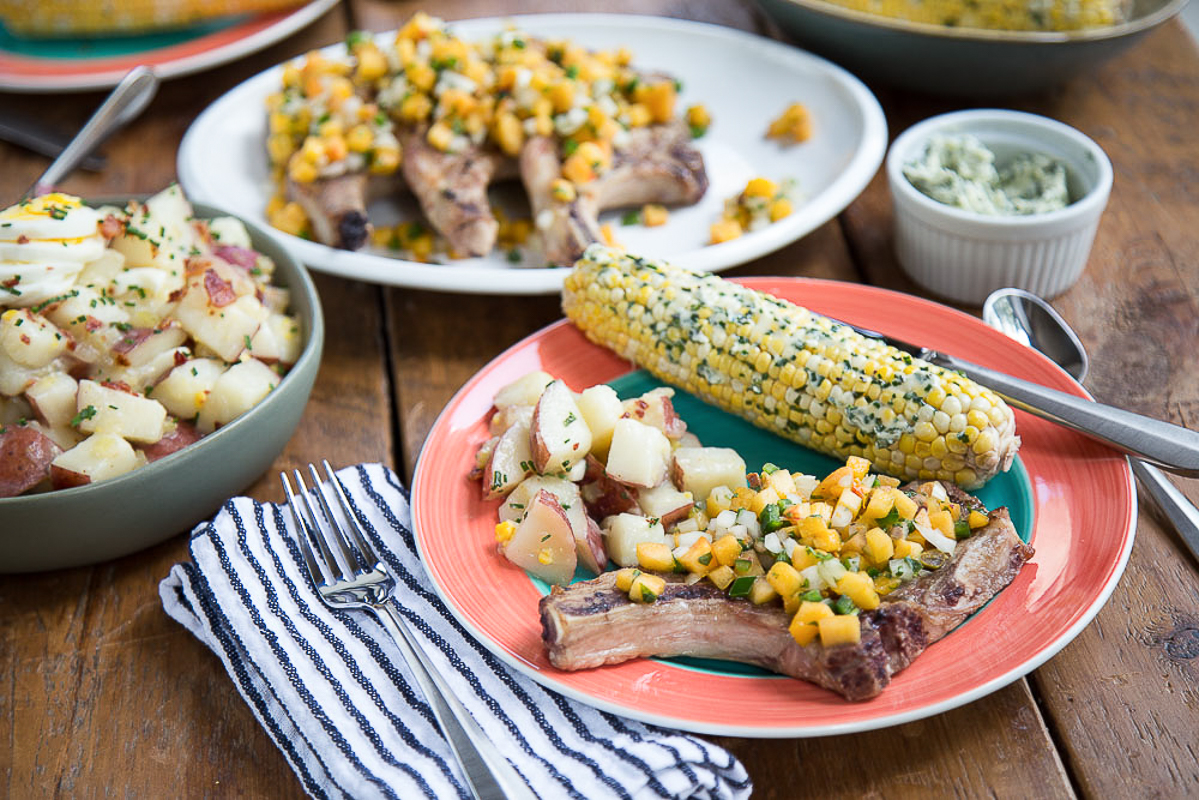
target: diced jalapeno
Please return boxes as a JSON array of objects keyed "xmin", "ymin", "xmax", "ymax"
[{"xmin": 728, "ymin": 576, "xmax": 756, "ymax": 598}]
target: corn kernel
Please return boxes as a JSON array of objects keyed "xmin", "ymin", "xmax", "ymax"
[{"xmin": 495, "ymin": 520, "xmax": 516, "ymax": 543}]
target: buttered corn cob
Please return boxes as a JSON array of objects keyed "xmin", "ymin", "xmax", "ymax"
[
  {"xmin": 562, "ymin": 246, "xmax": 1020, "ymax": 490},
  {"xmin": 0, "ymin": 0, "xmax": 305, "ymax": 36}
]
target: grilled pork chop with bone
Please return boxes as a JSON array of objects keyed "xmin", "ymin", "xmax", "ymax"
[{"xmin": 539, "ymin": 496, "xmax": 1032, "ymax": 701}]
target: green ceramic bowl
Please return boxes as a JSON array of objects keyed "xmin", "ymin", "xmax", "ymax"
[
  {"xmin": 0, "ymin": 201, "xmax": 324, "ymax": 573},
  {"xmin": 757, "ymin": 0, "xmax": 1188, "ymax": 96}
]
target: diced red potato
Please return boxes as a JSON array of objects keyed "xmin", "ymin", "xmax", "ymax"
[
  {"xmin": 173, "ymin": 271, "xmax": 266, "ymax": 362},
  {"xmin": 469, "ymin": 436, "xmax": 498, "ymax": 481},
  {"xmin": 493, "ymin": 370, "xmax": 555, "ymax": 410},
  {"xmin": 636, "ymin": 481, "xmax": 695, "ymax": 527},
  {"xmin": 603, "ymin": 417, "xmax": 671, "ymax": 488},
  {"xmin": 109, "ymin": 265, "xmax": 185, "ymax": 316},
  {"xmin": 503, "ymin": 489, "xmax": 578, "ymax": 585},
  {"xmin": 529, "ymin": 379, "xmax": 592, "ymax": 474},
  {"xmin": 0, "ymin": 308, "xmax": 70, "ymax": 369},
  {"xmin": 0, "ymin": 345, "xmax": 66, "ymax": 398},
  {"xmin": 482, "ymin": 413, "xmax": 535, "ymax": 499},
  {"xmin": 43, "ymin": 286, "xmax": 130, "ymax": 358},
  {"xmin": 25, "ymin": 373, "xmax": 78, "ymax": 428},
  {"xmin": 110, "ymin": 323, "xmax": 187, "ymax": 368},
  {"xmin": 621, "ymin": 387, "xmax": 687, "ymax": 440},
  {"xmin": 248, "ymin": 312, "xmax": 303, "ymax": 366},
  {"xmin": 75, "ymin": 249, "xmax": 125, "ymax": 288},
  {"xmin": 76, "ymin": 379, "xmax": 166, "ymax": 444},
  {"xmin": 153, "ymin": 358, "xmax": 225, "ymax": 420},
  {"xmin": 0, "ymin": 425, "xmax": 62, "ymax": 497},
  {"xmin": 575, "ymin": 384, "xmax": 623, "ymax": 460},
  {"xmin": 602, "ymin": 513, "xmax": 667, "ymax": 567},
  {"xmin": 50, "ymin": 432, "xmax": 139, "ymax": 489},
  {"xmin": 139, "ymin": 420, "xmax": 202, "ymax": 462},
  {"xmin": 580, "ymin": 516, "xmax": 609, "ymax": 575},
  {"xmin": 671, "ymin": 446, "xmax": 748, "ymax": 502},
  {"xmin": 579, "ymin": 470, "xmax": 640, "ymax": 520},
  {"xmin": 196, "ymin": 359, "xmax": 279, "ymax": 434},
  {"xmin": 488, "ymin": 403, "xmax": 534, "ymax": 436},
  {"xmin": 499, "ymin": 475, "xmax": 606, "ymax": 575},
  {"xmin": 104, "ymin": 346, "xmax": 192, "ymax": 394},
  {"xmin": 676, "ymin": 431, "xmax": 702, "ymax": 449}
]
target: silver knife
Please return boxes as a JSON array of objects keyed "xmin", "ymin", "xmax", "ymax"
[{"xmin": 840, "ymin": 320, "xmax": 1199, "ymax": 476}]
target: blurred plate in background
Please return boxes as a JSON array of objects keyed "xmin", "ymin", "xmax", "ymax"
[{"xmin": 0, "ymin": 0, "xmax": 339, "ymax": 93}]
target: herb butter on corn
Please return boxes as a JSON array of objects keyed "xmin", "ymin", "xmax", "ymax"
[{"xmin": 562, "ymin": 246, "xmax": 1020, "ymax": 489}]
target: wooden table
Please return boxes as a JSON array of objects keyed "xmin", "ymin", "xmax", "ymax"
[{"xmin": 3, "ymin": 1, "xmax": 1198, "ymax": 796}]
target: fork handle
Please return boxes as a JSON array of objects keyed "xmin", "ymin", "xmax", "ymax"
[{"xmin": 372, "ymin": 603, "xmax": 537, "ymax": 800}]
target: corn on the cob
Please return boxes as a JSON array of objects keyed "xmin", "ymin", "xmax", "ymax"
[
  {"xmin": 0, "ymin": 0, "xmax": 307, "ymax": 36},
  {"xmin": 562, "ymin": 246, "xmax": 1020, "ymax": 490}
]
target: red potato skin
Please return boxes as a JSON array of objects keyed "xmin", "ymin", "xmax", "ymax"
[
  {"xmin": 623, "ymin": 393, "xmax": 687, "ymax": 439},
  {"xmin": 50, "ymin": 464, "xmax": 90, "ymax": 490},
  {"xmin": 578, "ymin": 515, "xmax": 609, "ymax": 574},
  {"xmin": 0, "ymin": 426, "xmax": 62, "ymax": 497},
  {"xmin": 140, "ymin": 421, "xmax": 202, "ymax": 462},
  {"xmin": 529, "ymin": 395, "xmax": 553, "ymax": 474}
]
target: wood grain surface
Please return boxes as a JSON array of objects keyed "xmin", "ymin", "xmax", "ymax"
[{"xmin": 1, "ymin": 1, "xmax": 1197, "ymax": 797}]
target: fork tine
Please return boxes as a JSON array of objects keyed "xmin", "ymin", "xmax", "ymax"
[
  {"xmin": 293, "ymin": 468, "xmax": 355, "ymax": 581},
  {"xmin": 281, "ymin": 472, "xmax": 335, "ymax": 586},
  {"xmin": 305, "ymin": 463, "xmax": 365, "ymax": 574},
  {"xmin": 321, "ymin": 460, "xmax": 382, "ymax": 568}
]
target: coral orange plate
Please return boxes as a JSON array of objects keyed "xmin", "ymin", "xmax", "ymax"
[{"xmin": 411, "ymin": 278, "xmax": 1136, "ymax": 737}]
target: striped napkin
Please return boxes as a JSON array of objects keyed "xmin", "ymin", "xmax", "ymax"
[{"xmin": 160, "ymin": 463, "xmax": 752, "ymax": 800}]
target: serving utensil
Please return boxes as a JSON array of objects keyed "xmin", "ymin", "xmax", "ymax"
[
  {"xmin": 840, "ymin": 316, "xmax": 1199, "ymax": 477},
  {"xmin": 282, "ymin": 462, "xmax": 535, "ymax": 800},
  {"xmin": 26, "ymin": 66, "xmax": 159, "ymax": 198},
  {"xmin": 982, "ymin": 288, "xmax": 1199, "ymax": 567}
]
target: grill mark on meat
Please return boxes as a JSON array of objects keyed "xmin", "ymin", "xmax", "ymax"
[
  {"xmin": 286, "ymin": 173, "xmax": 373, "ymax": 250},
  {"xmin": 540, "ymin": 505, "xmax": 1032, "ymax": 700},
  {"xmin": 401, "ymin": 128, "xmax": 501, "ymax": 257}
]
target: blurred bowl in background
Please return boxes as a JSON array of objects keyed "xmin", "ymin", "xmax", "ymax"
[
  {"xmin": 886, "ymin": 109, "xmax": 1112, "ymax": 305},
  {"xmin": 757, "ymin": 0, "xmax": 1189, "ymax": 95}
]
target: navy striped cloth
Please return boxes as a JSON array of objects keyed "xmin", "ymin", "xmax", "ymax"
[{"xmin": 160, "ymin": 463, "xmax": 752, "ymax": 800}]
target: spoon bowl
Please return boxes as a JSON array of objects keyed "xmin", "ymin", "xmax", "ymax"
[
  {"xmin": 982, "ymin": 287, "xmax": 1199, "ymax": 567},
  {"xmin": 983, "ymin": 288, "xmax": 1089, "ymax": 383}
]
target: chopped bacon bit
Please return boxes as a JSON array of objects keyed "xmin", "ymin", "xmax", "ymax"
[
  {"xmin": 203, "ymin": 270, "xmax": 236, "ymax": 307},
  {"xmin": 19, "ymin": 334, "xmax": 30, "ymax": 345},
  {"xmin": 100, "ymin": 380, "xmax": 135, "ymax": 394},
  {"xmin": 168, "ymin": 287, "xmax": 186, "ymax": 303},
  {"xmin": 2, "ymin": 277, "xmax": 18, "ymax": 288},
  {"xmin": 16, "ymin": 235, "xmax": 28, "ymax": 244},
  {"xmin": 99, "ymin": 214, "xmax": 124, "ymax": 240},
  {"xmin": 111, "ymin": 327, "xmax": 153, "ymax": 354},
  {"xmin": 84, "ymin": 316, "xmax": 103, "ymax": 333},
  {"xmin": 174, "ymin": 350, "xmax": 189, "ymax": 367}
]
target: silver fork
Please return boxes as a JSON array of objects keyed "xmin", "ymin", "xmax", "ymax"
[{"xmin": 281, "ymin": 462, "xmax": 536, "ymax": 800}]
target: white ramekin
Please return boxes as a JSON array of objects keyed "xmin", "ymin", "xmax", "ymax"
[{"xmin": 886, "ymin": 109, "xmax": 1112, "ymax": 305}]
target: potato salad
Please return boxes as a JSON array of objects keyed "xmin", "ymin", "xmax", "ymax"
[{"xmin": 0, "ymin": 187, "xmax": 301, "ymax": 497}]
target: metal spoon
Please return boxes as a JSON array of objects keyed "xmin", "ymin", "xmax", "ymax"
[
  {"xmin": 27, "ymin": 66, "xmax": 159, "ymax": 198},
  {"xmin": 983, "ymin": 288, "xmax": 1199, "ymax": 566}
]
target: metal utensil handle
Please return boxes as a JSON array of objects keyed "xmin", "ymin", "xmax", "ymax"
[
  {"xmin": 1129, "ymin": 459, "xmax": 1199, "ymax": 566},
  {"xmin": 30, "ymin": 66, "xmax": 159, "ymax": 197},
  {"xmin": 943, "ymin": 356, "xmax": 1199, "ymax": 476},
  {"xmin": 373, "ymin": 602, "xmax": 535, "ymax": 800}
]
